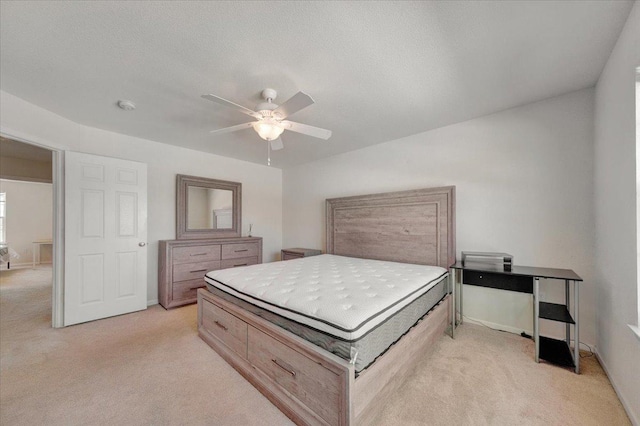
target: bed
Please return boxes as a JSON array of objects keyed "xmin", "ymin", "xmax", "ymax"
[{"xmin": 197, "ymin": 186, "xmax": 456, "ymax": 425}]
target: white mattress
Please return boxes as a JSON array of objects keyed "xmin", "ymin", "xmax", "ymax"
[{"xmin": 204, "ymin": 254, "xmax": 448, "ymax": 341}]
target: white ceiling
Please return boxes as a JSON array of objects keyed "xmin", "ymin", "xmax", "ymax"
[{"xmin": 0, "ymin": 1, "xmax": 633, "ymax": 168}]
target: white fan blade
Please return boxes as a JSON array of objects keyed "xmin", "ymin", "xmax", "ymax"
[
  {"xmin": 281, "ymin": 120, "xmax": 332, "ymax": 140},
  {"xmin": 273, "ymin": 92, "xmax": 314, "ymax": 119},
  {"xmin": 209, "ymin": 122, "xmax": 255, "ymax": 135},
  {"xmin": 202, "ymin": 94, "xmax": 262, "ymax": 119},
  {"xmin": 270, "ymin": 137, "xmax": 284, "ymax": 151}
]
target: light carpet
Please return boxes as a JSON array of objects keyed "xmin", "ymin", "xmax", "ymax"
[{"xmin": 0, "ymin": 267, "xmax": 630, "ymax": 425}]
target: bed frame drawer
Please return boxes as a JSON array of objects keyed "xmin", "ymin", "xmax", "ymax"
[
  {"xmin": 222, "ymin": 242, "xmax": 259, "ymax": 260},
  {"xmin": 201, "ymin": 298, "xmax": 248, "ymax": 358},
  {"xmin": 248, "ymin": 326, "xmax": 342, "ymax": 426},
  {"xmin": 173, "ymin": 260, "xmax": 221, "ymax": 282},
  {"xmin": 172, "ymin": 244, "xmax": 221, "ymax": 264},
  {"xmin": 221, "ymin": 256, "xmax": 259, "ymax": 269}
]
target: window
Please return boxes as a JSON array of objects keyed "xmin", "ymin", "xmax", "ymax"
[{"xmin": 0, "ymin": 192, "xmax": 5, "ymax": 244}]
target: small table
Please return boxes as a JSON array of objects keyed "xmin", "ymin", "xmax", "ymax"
[
  {"xmin": 32, "ymin": 239, "xmax": 53, "ymax": 268},
  {"xmin": 281, "ymin": 248, "xmax": 322, "ymax": 261},
  {"xmin": 450, "ymin": 261, "xmax": 583, "ymax": 373}
]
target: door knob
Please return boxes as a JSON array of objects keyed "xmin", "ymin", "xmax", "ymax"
[{"xmin": 138, "ymin": 242, "xmax": 146, "ymax": 247}]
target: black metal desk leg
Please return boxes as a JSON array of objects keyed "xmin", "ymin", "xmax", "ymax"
[
  {"xmin": 574, "ymin": 281, "xmax": 580, "ymax": 374},
  {"xmin": 533, "ymin": 277, "xmax": 540, "ymax": 362},
  {"xmin": 565, "ymin": 280, "xmax": 571, "ymax": 351},
  {"xmin": 459, "ymin": 269, "xmax": 463, "ymax": 325},
  {"xmin": 449, "ymin": 268, "xmax": 455, "ymax": 338}
]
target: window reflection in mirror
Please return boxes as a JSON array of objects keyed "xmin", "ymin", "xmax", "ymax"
[{"xmin": 187, "ymin": 187, "xmax": 233, "ymax": 230}]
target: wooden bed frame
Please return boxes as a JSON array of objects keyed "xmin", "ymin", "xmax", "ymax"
[{"xmin": 197, "ymin": 186, "xmax": 456, "ymax": 425}]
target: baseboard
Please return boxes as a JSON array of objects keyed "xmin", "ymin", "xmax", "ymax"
[
  {"xmin": 147, "ymin": 299, "xmax": 158, "ymax": 307},
  {"xmin": 595, "ymin": 349, "xmax": 639, "ymax": 426},
  {"xmin": 463, "ymin": 315, "xmax": 532, "ymax": 336},
  {"xmin": 0, "ymin": 262, "xmax": 52, "ymax": 271},
  {"xmin": 463, "ymin": 315, "xmax": 599, "ymax": 351},
  {"xmin": 0, "ymin": 262, "xmax": 32, "ymax": 270}
]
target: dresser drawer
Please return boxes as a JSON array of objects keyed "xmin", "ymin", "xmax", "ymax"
[
  {"xmin": 201, "ymin": 299, "xmax": 248, "ymax": 358},
  {"xmin": 173, "ymin": 260, "xmax": 221, "ymax": 282},
  {"xmin": 222, "ymin": 242, "xmax": 259, "ymax": 260},
  {"xmin": 221, "ymin": 256, "xmax": 258, "ymax": 269},
  {"xmin": 172, "ymin": 278, "xmax": 206, "ymax": 301},
  {"xmin": 463, "ymin": 270, "xmax": 532, "ymax": 294},
  {"xmin": 172, "ymin": 245, "xmax": 221, "ymax": 264},
  {"xmin": 248, "ymin": 326, "xmax": 341, "ymax": 426}
]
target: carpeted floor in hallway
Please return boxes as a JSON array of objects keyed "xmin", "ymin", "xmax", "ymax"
[{"xmin": 0, "ymin": 267, "xmax": 631, "ymax": 425}]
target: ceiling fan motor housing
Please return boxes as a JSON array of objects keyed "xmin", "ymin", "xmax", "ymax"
[
  {"xmin": 261, "ymin": 88, "xmax": 277, "ymax": 101},
  {"xmin": 257, "ymin": 88, "xmax": 279, "ymax": 117},
  {"xmin": 256, "ymin": 101, "xmax": 278, "ymax": 117}
]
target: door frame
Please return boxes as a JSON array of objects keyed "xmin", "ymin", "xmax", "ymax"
[{"xmin": 0, "ymin": 130, "xmax": 65, "ymax": 327}]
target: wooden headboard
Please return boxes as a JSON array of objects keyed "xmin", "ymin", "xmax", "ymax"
[{"xmin": 326, "ymin": 186, "xmax": 456, "ymax": 268}]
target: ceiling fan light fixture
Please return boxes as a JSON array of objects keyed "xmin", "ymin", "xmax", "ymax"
[{"xmin": 253, "ymin": 121, "xmax": 284, "ymax": 141}]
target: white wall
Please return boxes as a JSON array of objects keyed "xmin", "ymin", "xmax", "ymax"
[
  {"xmin": 0, "ymin": 90, "xmax": 283, "ymax": 304},
  {"xmin": 0, "ymin": 179, "xmax": 53, "ymax": 266},
  {"xmin": 283, "ymin": 88, "xmax": 596, "ymax": 344},
  {"xmin": 593, "ymin": 2, "xmax": 640, "ymax": 423}
]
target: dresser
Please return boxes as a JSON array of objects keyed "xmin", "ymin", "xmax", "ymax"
[{"xmin": 159, "ymin": 237, "xmax": 262, "ymax": 309}]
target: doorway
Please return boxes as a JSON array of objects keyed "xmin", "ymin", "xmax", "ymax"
[{"xmin": 0, "ymin": 135, "xmax": 63, "ymax": 327}]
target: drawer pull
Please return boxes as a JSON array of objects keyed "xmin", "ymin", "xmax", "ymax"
[
  {"xmin": 235, "ymin": 249, "xmax": 249, "ymax": 252},
  {"xmin": 214, "ymin": 320, "xmax": 228, "ymax": 331},
  {"xmin": 233, "ymin": 263, "xmax": 248, "ymax": 267},
  {"xmin": 190, "ymin": 253, "xmax": 208, "ymax": 256},
  {"xmin": 190, "ymin": 285, "xmax": 204, "ymax": 290},
  {"xmin": 190, "ymin": 269, "xmax": 208, "ymax": 273},
  {"xmin": 271, "ymin": 359, "xmax": 296, "ymax": 377}
]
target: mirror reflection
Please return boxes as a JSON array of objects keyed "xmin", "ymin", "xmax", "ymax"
[{"xmin": 187, "ymin": 187, "xmax": 233, "ymax": 230}]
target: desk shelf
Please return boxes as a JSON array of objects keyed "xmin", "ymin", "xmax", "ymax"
[
  {"xmin": 539, "ymin": 336, "xmax": 575, "ymax": 368},
  {"xmin": 537, "ymin": 301, "xmax": 577, "ymax": 370},
  {"xmin": 538, "ymin": 302, "xmax": 575, "ymax": 324},
  {"xmin": 534, "ymin": 277, "xmax": 581, "ymax": 373}
]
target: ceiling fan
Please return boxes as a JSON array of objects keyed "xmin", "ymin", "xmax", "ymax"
[{"xmin": 202, "ymin": 88, "xmax": 332, "ymax": 153}]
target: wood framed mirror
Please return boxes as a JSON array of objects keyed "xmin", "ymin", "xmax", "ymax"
[{"xmin": 176, "ymin": 174, "xmax": 241, "ymax": 239}]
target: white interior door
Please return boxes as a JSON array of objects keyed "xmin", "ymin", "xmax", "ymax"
[{"xmin": 64, "ymin": 151, "xmax": 147, "ymax": 326}]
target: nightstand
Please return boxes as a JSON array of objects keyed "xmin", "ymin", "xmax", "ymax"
[{"xmin": 281, "ymin": 248, "xmax": 322, "ymax": 261}]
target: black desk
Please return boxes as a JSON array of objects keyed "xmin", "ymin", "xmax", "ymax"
[{"xmin": 450, "ymin": 261, "xmax": 583, "ymax": 373}]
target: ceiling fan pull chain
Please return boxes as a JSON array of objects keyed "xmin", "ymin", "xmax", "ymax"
[{"xmin": 267, "ymin": 139, "xmax": 271, "ymax": 166}]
